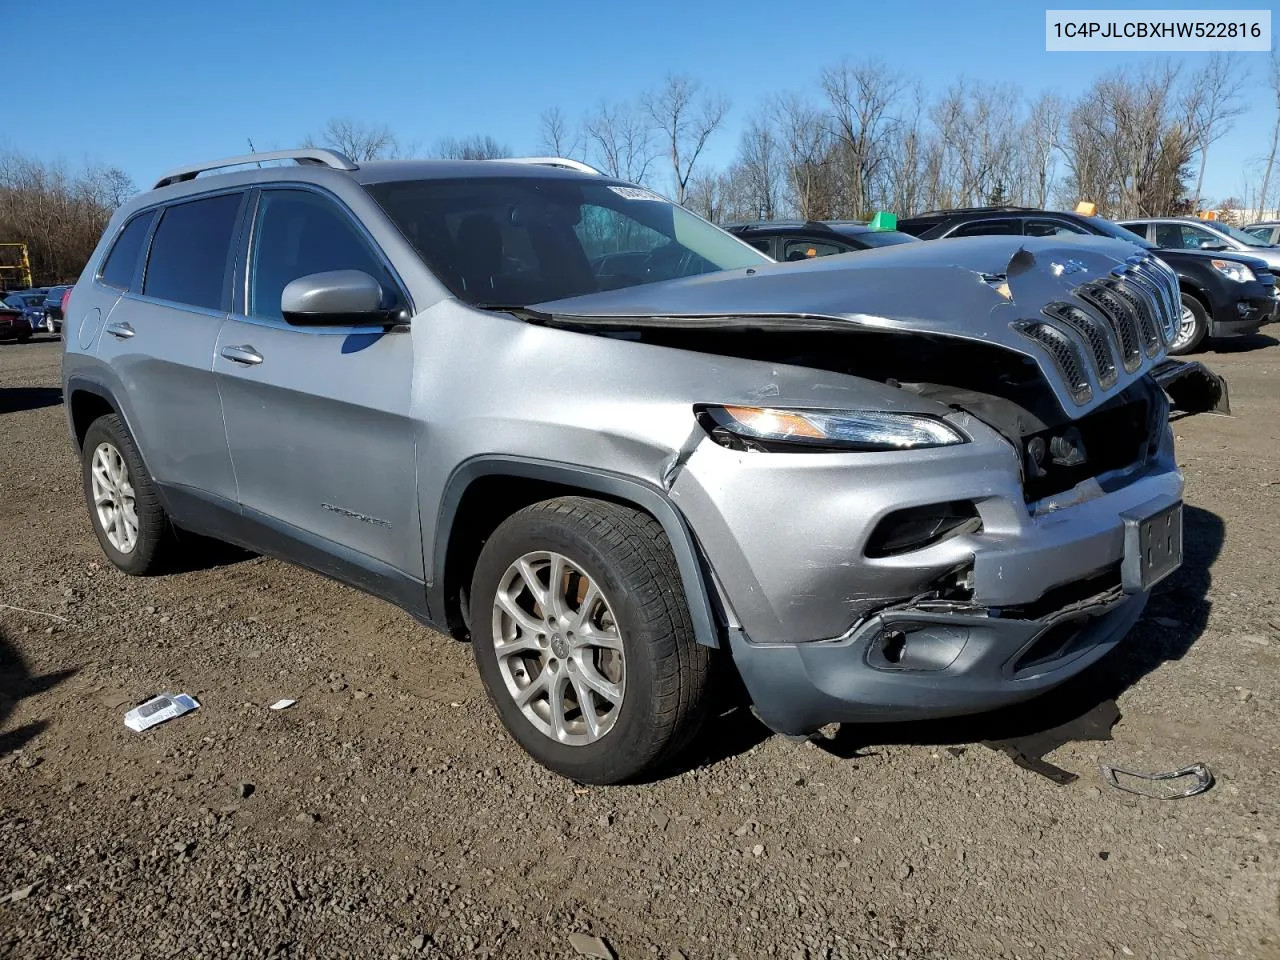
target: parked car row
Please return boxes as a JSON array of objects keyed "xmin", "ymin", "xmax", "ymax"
[
  {"xmin": 0, "ymin": 284, "xmax": 73, "ymax": 341},
  {"xmin": 730, "ymin": 206, "xmax": 1279, "ymax": 355}
]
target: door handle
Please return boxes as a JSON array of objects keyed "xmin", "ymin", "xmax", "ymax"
[
  {"xmin": 220, "ymin": 344, "xmax": 263, "ymax": 366},
  {"xmin": 104, "ymin": 321, "xmax": 135, "ymax": 339}
]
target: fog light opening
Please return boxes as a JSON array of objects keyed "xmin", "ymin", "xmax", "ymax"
[{"xmin": 881, "ymin": 629, "xmax": 907, "ymax": 664}]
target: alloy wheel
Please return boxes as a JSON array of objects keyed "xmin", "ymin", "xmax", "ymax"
[
  {"xmin": 490, "ymin": 551, "xmax": 625, "ymax": 746},
  {"xmin": 1170, "ymin": 305, "xmax": 1197, "ymax": 352},
  {"xmin": 90, "ymin": 441, "xmax": 139, "ymax": 553}
]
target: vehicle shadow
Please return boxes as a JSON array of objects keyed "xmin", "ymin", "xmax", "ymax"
[
  {"xmin": 679, "ymin": 504, "xmax": 1224, "ymax": 773},
  {"xmin": 170, "ymin": 532, "xmax": 256, "ymax": 573},
  {"xmin": 1211, "ymin": 333, "xmax": 1278, "ymax": 353},
  {"xmin": 0, "ymin": 386, "xmax": 63, "ymax": 414},
  {"xmin": 0, "ymin": 624, "xmax": 77, "ymax": 754},
  {"xmin": 821, "ymin": 504, "xmax": 1224, "ymax": 757}
]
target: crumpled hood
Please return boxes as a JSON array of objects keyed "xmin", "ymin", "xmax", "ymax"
[{"xmin": 530, "ymin": 234, "xmax": 1177, "ymax": 417}]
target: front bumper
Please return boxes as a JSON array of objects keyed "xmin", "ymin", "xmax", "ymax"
[
  {"xmin": 733, "ymin": 588, "xmax": 1147, "ymax": 734},
  {"xmin": 1211, "ymin": 289, "xmax": 1275, "ymax": 337}
]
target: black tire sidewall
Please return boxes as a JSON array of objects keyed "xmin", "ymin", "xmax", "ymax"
[
  {"xmin": 471, "ymin": 510, "xmax": 675, "ymax": 784},
  {"xmin": 80, "ymin": 415, "xmax": 168, "ymax": 575},
  {"xmin": 1173, "ymin": 293, "xmax": 1209, "ymax": 354}
]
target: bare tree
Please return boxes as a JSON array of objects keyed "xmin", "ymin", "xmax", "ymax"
[
  {"xmin": 644, "ymin": 75, "xmax": 730, "ymax": 204},
  {"xmin": 735, "ymin": 115, "xmax": 784, "ymax": 219},
  {"xmin": 308, "ymin": 117, "xmax": 400, "ymax": 161},
  {"xmin": 773, "ymin": 93, "xmax": 836, "ymax": 220},
  {"xmin": 583, "ymin": 100, "xmax": 657, "ymax": 185},
  {"xmin": 1025, "ymin": 92, "xmax": 1066, "ymax": 208},
  {"xmin": 432, "ymin": 135, "xmax": 511, "ymax": 160},
  {"xmin": 1257, "ymin": 54, "xmax": 1280, "ymax": 219},
  {"xmin": 820, "ymin": 60, "xmax": 904, "ymax": 216},
  {"xmin": 1185, "ymin": 54, "xmax": 1247, "ymax": 207},
  {"xmin": 538, "ymin": 107, "xmax": 580, "ymax": 159}
]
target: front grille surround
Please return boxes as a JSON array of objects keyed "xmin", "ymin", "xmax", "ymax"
[{"xmin": 1014, "ymin": 254, "xmax": 1179, "ymax": 406}]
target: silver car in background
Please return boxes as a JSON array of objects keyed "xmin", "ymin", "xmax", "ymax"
[{"xmin": 63, "ymin": 149, "xmax": 1186, "ymax": 783}]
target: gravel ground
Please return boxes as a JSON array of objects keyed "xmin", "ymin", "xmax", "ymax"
[{"xmin": 2, "ymin": 333, "xmax": 1279, "ymax": 960}]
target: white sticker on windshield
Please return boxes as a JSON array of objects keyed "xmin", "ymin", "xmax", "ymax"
[{"xmin": 608, "ymin": 185, "xmax": 665, "ymax": 202}]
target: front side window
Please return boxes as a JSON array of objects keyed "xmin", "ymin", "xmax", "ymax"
[
  {"xmin": 143, "ymin": 193, "xmax": 243, "ymax": 310},
  {"xmin": 99, "ymin": 210, "xmax": 156, "ymax": 290},
  {"xmin": 1175, "ymin": 224, "xmax": 1218, "ymax": 249},
  {"xmin": 365, "ymin": 176, "xmax": 768, "ymax": 307},
  {"xmin": 249, "ymin": 190, "xmax": 394, "ymax": 321}
]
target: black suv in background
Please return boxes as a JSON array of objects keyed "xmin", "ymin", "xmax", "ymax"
[
  {"xmin": 896, "ymin": 206, "xmax": 1276, "ymax": 354},
  {"xmin": 724, "ymin": 219, "xmax": 920, "ymax": 260}
]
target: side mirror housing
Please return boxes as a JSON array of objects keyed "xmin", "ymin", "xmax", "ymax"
[{"xmin": 281, "ymin": 270, "xmax": 400, "ymax": 326}]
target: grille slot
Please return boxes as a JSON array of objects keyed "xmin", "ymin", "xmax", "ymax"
[
  {"xmin": 1128, "ymin": 257, "xmax": 1180, "ymax": 344},
  {"xmin": 1013, "ymin": 320, "xmax": 1092, "ymax": 405},
  {"xmin": 1105, "ymin": 275, "xmax": 1161, "ymax": 357},
  {"xmin": 1043, "ymin": 302, "xmax": 1118, "ymax": 390},
  {"xmin": 1077, "ymin": 281, "xmax": 1143, "ymax": 373}
]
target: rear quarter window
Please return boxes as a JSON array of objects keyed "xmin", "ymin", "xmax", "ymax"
[
  {"xmin": 142, "ymin": 192, "xmax": 243, "ymax": 310},
  {"xmin": 98, "ymin": 211, "xmax": 157, "ymax": 290}
]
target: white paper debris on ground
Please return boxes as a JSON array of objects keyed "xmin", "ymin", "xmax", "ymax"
[
  {"xmin": 123, "ymin": 694, "xmax": 199, "ymax": 732},
  {"xmin": 269, "ymin": 699, "xmax": 296, "ymax": 711}
]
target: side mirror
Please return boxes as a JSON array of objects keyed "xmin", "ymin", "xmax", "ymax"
[
  {"xmin": 281, "ymin": 270, "xmax": 399, "ymax": 327},
  {"xmin": 1197, "ymin": 239, "xmax": 1227, "ymax": 251}
]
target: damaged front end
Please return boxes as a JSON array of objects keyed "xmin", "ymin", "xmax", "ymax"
[{"xmin": 516, "ymin": 236, "xmax": 1198, "ymax": 733}]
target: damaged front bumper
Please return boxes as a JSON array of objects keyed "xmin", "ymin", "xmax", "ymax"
[
  {"xmin": 731, "ymin": 584, "xmax": 1148, "ymax": 735},
  {"xmin": 672, "ymin": 402, "xmax": 1184, "ymax": 737}
]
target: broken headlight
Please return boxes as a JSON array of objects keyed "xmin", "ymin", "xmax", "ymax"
[{"xmin": 698, "ymin": 405, "xmax": 967, "ymax": 453}]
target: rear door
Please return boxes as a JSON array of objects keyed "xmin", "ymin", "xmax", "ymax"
[
  {"xmin": 93, "ymin": 191, "xmax": 243, "ymax": 506},
  {"xmin": 214, "ymin": 186, "xmax": 419, "ymax": 576}
]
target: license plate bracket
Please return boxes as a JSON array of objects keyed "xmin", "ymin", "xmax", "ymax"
[{"xmin": 1121, "ymin": 501, "xmax": 1183, "ymax": 593}]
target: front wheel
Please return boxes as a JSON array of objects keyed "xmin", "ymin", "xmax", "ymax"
[
  {"xmin": 1170, "ymin": 294, "xmax": 1209, "ymax": 355},
  {"xmin": 471, "ymin": 497, "xmax": 712, "ymax": 784}
]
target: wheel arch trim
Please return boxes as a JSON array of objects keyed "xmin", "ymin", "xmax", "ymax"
[{"xmin": 432, "ymin": 456, "xmax": 722, "ymax": 648}]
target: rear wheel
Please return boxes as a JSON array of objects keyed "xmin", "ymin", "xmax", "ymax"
[
  {"xmin": 80, "ymin": 414, "xmax": 178, "ymax": 575},
  {"xmin": 471, "ymin": 497, "xmax": 712, "ymax": 784},
  {"xmin": 1170, "ymin": 293, "xmax": 1209, "ymax": 354}
]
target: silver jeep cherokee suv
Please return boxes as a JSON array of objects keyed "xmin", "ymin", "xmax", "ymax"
[{"xmin": 63, "ymin": 148, "xmax": 1185, "ymax": 784}]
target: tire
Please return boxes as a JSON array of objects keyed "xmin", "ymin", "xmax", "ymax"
[
  {"xmin": 80, "ymin": 413, "xmax": 177, "ymax": 575},
  {"xmin": 1170, "ymin": 293, "xmax": 1209, "ymax": 355},
  {"xmin": 471, "ymin": 496, "xmax": 712, "ymax": 784}
]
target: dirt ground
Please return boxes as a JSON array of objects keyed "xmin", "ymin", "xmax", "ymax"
[{"xmin": 2, "ymin": 332, "xmax": 1278, "ymax": 960}]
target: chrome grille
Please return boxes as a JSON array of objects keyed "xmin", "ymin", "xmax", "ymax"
[
  {"xmin": 1012, "ymin": 321, "xmax": 1092, "ymax": 404},
  {"xmin": 1043, "ymin": 302, "xmax": 1118, "ymax": 390},
  {"xmin": 1129, "ymin": 256, "xmax": 1181, "ymax": 344}
]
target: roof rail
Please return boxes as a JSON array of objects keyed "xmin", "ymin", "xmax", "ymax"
[
  {"xmin": 496, "ymin": 156, "xmax": 603, "ymax": 175},
  {"xmin": 153, "ymin": 148, "xmax": 359, "ymax": 190}
]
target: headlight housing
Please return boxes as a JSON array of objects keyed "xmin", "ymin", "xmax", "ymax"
[
  {"xmin": 1211, "ymin": 259, "xmax": 1255, "ymax": 283},
  {"xmin": 698, "ymin": 405, "xmax": 967, "ymax": 452}
]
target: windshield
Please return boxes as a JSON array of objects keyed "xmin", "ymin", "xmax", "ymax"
[
  {"xmin": 851, "ymin": 230, "xmax": 918, "ymax": 249},
  {"xmin": 1216, "ymin": 222, "xmax": 1272, "ymax": 247},
  {"xmin": 1085, "ymin": 217, "xmax": 1155, "ymax": 248},
  {"xmin": 366, "ymin": 176, "xmax": 770, "ymax": 307}
]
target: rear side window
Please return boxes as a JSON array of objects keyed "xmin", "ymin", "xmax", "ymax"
[
  {"xmin": 1025, "ymin": 219, "xmax": 1088, "ymax": 237},
  {"xmin": 950, "ymin": 219, "xmax": 1018, "ymax": 237},
  {"xmin": 783, "ymin": 239, "xmax": 848, "ymax": 260},
  {"xmin": 99, "ymin": 211, "xmax": 156, "ymax": 290},
  {"xmin": 143, "ymin": 192, "xmax": 243, "ymax": 310}
]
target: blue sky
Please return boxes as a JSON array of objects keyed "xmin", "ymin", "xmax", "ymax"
[{"xmin": 15, "ymin": 0, "xmax": 1275, "ymax": 204}]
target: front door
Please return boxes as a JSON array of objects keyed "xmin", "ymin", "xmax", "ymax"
[{"xmin": 213, "ymin": 187, "xmax": 420, "ymax": 580}]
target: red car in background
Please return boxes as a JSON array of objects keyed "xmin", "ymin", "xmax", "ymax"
[{"xmin": 0, "ymin": 300, "xmax": 32, "ymax": 343}]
